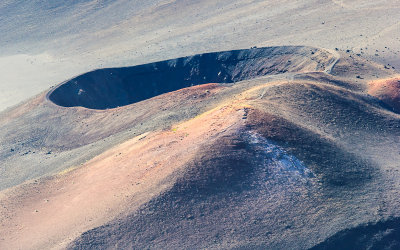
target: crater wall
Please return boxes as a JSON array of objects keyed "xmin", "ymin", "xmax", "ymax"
[{"xmin": 48, "ymin": 46, "xmax": 334, "ymax": 109}]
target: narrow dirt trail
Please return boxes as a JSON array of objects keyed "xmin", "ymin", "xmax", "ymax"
[{"xmin": 0, "ymin": 93, "xmax": 250, "ymax": 250}]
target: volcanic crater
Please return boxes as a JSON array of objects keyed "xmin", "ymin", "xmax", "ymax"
[
  {"xmin": 48, "ymin": 46, "xmax": 334, "ymax": 109},
  {"xmin": 1, "ymin": 45, "xmax": 400, "ymax": 250}
]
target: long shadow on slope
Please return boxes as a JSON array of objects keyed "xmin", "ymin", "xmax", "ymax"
[
  {"xmin": 48, "ymin": 46, "xmax": 331, "ymax": 109},
  {"xmin": 246, "ymin": 109, "xmax": 377, "ymax": 188},
  {"xmin": 311, "ymin": 217, "xmax": 400, "ymax": 250},
  {"xmin": 69, "ymin": 125, "xmax": 376, "ymax": 249},
  {"xmin": 70, "ymin": 133, "xmax": 264, "ymax": 249}
]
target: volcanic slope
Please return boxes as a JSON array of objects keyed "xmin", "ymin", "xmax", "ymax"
[
  {"xmin": 1, "ymin": 46, "xmax": 400, "ymax": 249},
  {"xmin": 0, "ymin": 46, "xmax": 335, "ymax": 190}
]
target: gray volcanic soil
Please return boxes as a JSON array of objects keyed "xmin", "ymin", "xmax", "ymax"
[
  {"xmin": 311, "ymin": 217, "xmax": 400, "ymax": 250},
  {"xmin": 1, "ymin": 0, "xmax": 399, "ymax": 112},
  {"xmin": 1, "ymin": 46, "xmax": 398, "ymax": 249},
  {"xmin": 0, "ymin": 46, "xmax": 334, "ymax": 191},
  {"xmin": 68, "ymin": 55, "xmax": 400, "ymax": 249},
  {"xmin": 1, "ymin": 1, "xmax": 400, "ymax": 248}
]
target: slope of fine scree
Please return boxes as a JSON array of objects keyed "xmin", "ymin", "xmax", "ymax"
[
  {"xmin": 69, "ymin": 131, "xmax": 323, "ymax": 249},
  {"xmin": 48, "ymin": 46, "xmax": 333, "ymax": 109}
]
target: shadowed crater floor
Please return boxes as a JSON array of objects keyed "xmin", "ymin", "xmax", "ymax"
[{"xmin": 47, "ymin": 46, "xmax": 334, "ymax": 109}]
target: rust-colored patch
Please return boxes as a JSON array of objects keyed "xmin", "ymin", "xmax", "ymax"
[
  {"xmin": 0, "ymin": 98, "xmax": 245, "ymax": 249},
  {"xmin": 0, "ymin": 93, "xmax": 45, "ymax": 123},
  {"xmin": 368, "ymin": 76, "xmax": 400, "ymax": 113}
]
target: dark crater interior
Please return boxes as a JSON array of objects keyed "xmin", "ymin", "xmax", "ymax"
[{"xmin": 48, "ymin": 46, "xmax": 331, "ymax": 109}]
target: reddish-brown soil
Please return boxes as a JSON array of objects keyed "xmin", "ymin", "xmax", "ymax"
[
  {"xmin": 1, "ymin": 47, "xmax": 400, "ymax": 249},
  {"xmin": 368, "ymin": 76, "xmax": 400, "ymax": 113},
  {"xmin": 0, "ymin": 92, "xmax": 247, "ymax": 249}
]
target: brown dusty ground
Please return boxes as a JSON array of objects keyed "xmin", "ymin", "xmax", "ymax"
[
  {"xmin": 368, "ymin": 76, "xmax": 400, "ymax": 113},
  {"xmin": 0, "ymin": 92, "xmax": 248, "ymax": 249},
  {"xmin": 1, "ymin": 48, "xmax": 400, "ymax": 249},
  {"xmin": 0, "ymin": 1, "xmax": 400, "ymax": 248}
]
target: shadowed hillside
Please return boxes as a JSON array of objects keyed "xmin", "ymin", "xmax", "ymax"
[
  {"xmin": 311, "ymin": 217, "xmax": 400, "ymax": 250},
  {"xmin": 1, "ymin": 0, "xmax": 400, "ymax": 248},
  {"xmin": 0, "ymin": 46, "xmax": 399, "ymax": 249}
]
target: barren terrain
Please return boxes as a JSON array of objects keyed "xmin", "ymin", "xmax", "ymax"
[{"xmin": 0, "ymin": 1, "xmax": 400, "ymax": 249}]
